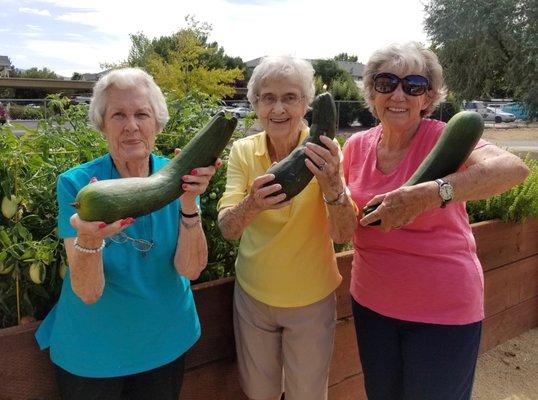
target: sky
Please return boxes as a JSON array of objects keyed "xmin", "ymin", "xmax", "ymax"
[{"xmin": 0, "ymin": 0, "xmax": 430, "ymax": 78}]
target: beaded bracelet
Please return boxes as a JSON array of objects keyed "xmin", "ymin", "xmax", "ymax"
[{"xmin": 73, "ymin": 237, "xmax": 106, "ymax": 254}]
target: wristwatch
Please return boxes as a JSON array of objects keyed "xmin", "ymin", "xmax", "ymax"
[{"xmin": 435, "ymin": 179, "xmax": 454, "ymax": 208}]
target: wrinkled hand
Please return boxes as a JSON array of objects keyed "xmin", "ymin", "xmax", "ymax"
[
  {"xmin": 304, "ymin": 135, "xmax": 344, "ymax": 199},
  {"xmin": 247, "ymin": 173, "xmax": 290, "ymax": 212},
  {"xmin": 359, "ymin": 182, "xmax": 436, "ymax": 232},
  {"xmin": 177, "ymin": 148, "xmax": 222, "ymax": 202},
  {"xmin": 70, "ymin": 177, "xmax": 134, "ymax": 245}
]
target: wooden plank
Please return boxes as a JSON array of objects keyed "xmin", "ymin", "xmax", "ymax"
[
  {"xmin": 473, "ymin": 218, "xmax": 538, "ymax": 272},
  {"xmin": 484, "ymin": 255, "xmax": 538, "ymax": 317},
  {"xmin": 329, "ymin": 317, "xmax": 362, "ymax": 386},
  {"xmin": 181, "ymin": 357, "xmax": 247, "ymax": 400},
  {"xmin": 0, "ymin": 322, "xmax": 57, "ymax": 400},
  {"xmin": 186, "ymin": 277, "xmax": 236, "ymax": 369},
  {"xmin": 328, "ymin": 373, "xmax": 367, "ymax": 400},
  {"xmin": 336, "ymin": 251, "xmax": 353, "ymax": 320},
  {"xmin": 480, "ymin": 295, "xmax": 538, "ymax": 353}
]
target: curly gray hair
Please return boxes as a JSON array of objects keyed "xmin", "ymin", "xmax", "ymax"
[
  {"xmin": 247, "ymin": 55, "xmax": 315, "ymax": 112},
  {"xmin": 89, "ymin": 68, "xmax": 169, "ymax": 132},
  {"xmin": 363, "ymin": 42, "xmax": 447, "ymax": 118}
]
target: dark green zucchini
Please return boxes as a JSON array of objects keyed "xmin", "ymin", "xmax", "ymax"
[
  {"xmin": 73, "ymin": 112, "xmax": 237, "ymax": 223},
  {"xmin": 364, "ymin": 111, "xmax": 484, "ymax": 224},
  {"xmin": 264, "ymin": 92, "xmax": 337, "ymax": 199}
]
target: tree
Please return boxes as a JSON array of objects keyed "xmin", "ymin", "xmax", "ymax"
[
  {"xmin": 71, "ymin": 72, "xmax": 83, "ymax": 80},
  {"xmin": 313, "ymin": 60, "xmax": 373, "ymax": 127},
  {"xmin": 126, "ymin": 17, "xmax": 245, "ymax": 98},
  {"xmin": 334, "ymin": 53, "xmax": 358, "ymax": 62},
  {"xmin": 424, "ymin": 0, "xmax": 538, "ymax": 117}
]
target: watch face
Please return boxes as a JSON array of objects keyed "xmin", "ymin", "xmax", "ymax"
[{"xmin": 439, "ymin": 184, "xmax": 454, "ymax": 201}]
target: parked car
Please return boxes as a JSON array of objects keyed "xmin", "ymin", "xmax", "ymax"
[
  {"xmin": 232, "ymin": 107, "xmax": 251, "ymax": 118},
  {"xmin": 479, "ymin": 107, "xmax": 516, "ymax": 123},
  {"xmin": 501, "ymin": 102, "xmax": 530, "ymax": 121},
  {"xmin": 222, "ymin": 106, "xmax": 251, "ymax": 118}
]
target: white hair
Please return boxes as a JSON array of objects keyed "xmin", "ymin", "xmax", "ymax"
[
  {"xmin": 89, "ymin": 68, "xmax": 169, "ymax": 132},
  {"xmin": 247, "ymin": 56, "xmax": 315, "ymax": 112},
  {"xmin": 363, "ymin": 42, "xmax": 447, "ymax": 118}
]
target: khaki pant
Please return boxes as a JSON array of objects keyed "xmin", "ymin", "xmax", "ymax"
[{"xmin": 233, "ymin": 282, "xmax": 336, "ymax": 400}]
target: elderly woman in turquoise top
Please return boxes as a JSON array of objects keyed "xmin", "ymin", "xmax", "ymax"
[{"xmin": 35, "ymin": 68, "xmax": 219, "ymax": 400}]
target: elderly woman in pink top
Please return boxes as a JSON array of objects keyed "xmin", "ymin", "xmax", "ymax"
[{"xmin": 343, "ymin": 42, "xmax": 529, "ymax": 400}]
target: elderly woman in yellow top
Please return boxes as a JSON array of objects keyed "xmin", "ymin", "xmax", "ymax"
[{"xmin": 217, "ymin": 56, "xmax": 357, "ymax": 400}]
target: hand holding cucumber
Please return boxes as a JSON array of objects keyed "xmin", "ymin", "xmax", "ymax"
[
  {"xmin": 304, "ymin": 135, "xmax": 343, "ymax": 199},
  {"xmin": 70, "ymin": 177, "xmax": 135, "ymax": 247},
  {"xmin": 247, "ymin": 173, "xmax": 290, "ymax": 212},
  {"xmin": 359, "ymin": 181, "xmax": 438, "ymax": 232}
]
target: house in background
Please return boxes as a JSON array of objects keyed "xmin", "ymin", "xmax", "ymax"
[
  {"xmin": 245, "ymin": 57, "xmax": 365, "ymax": 88},
  {"xmin": 0, "ymin": 56, "xmax": 12, "ymax": 78}
]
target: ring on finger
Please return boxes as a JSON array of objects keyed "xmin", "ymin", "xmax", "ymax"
[{"xmin": 319, "ymin": 162, "xmax": 326, "ymax": 171}]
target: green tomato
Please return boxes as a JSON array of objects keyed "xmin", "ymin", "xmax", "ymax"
[
  {"xmin": 29, "ymin": 263, "xmax": 45, "ymax": 284},
  {"xmin": 0, "ymin": 262, "xmax": 14, "ymax": 275},
  {"xmin": 59, "ymin": 262, "xmax": 67, "ymax": 280},
  {"xmin": 1, "ymin": 195, "xmax": 19, "ymax": 219}
]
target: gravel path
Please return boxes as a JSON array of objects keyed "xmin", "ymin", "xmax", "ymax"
[{"xmin": 472, "ymin": 327, "xmax": 538, "ymax": 400}]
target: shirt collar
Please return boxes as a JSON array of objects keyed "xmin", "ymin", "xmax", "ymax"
[{"xmin": 254, "ymin": 127, "xmax": 310, "ymax": 157}]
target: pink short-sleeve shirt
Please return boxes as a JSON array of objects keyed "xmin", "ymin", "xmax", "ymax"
[{"xmin": 343, "ymin": 118, "xmax": 489, "ymax": 325}]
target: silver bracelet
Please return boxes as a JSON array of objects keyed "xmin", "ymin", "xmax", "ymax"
[
  {"xmin": 73, "ymin": 237, "xmax": 106, "ymax": 254},
  {"xmin": 323, "ymin": 189, "xmax": 347, "ymax": 206},
  {"xmin": 181, "ymin": 217, "xmax": 201, "ymax": 230}
]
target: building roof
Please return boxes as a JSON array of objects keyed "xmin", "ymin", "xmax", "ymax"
[
  {"xmin": 335, "ymin": 60, "xmax": 365, "ymax": 79},
  {"xmin": 0, "ymin": 56, "xmax": 12, "ymax": 67},
  {"xmin": 245, "ymin": 57, "xmax": 365, "ymax": 79}
]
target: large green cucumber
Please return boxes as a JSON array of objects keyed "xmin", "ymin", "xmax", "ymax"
[
  {"xmin": 74, "ymin": 112, "xmax": 237, "ymax": 223},
  {"xmin": 364, "ymin": 111, "xmax": 484, "ymax": 224},
  {"xmin": 264, "ymin": 92, "xmax": 337, "ymax": 199}
]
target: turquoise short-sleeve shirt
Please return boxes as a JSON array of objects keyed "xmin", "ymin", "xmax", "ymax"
[{"xmin": 35, "ymin": 153, "xmax": 201, "ymax": 378}]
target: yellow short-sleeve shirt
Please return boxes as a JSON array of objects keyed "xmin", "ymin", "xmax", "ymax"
[{"xmin": 218, "ymin": 129, "xmax": 342, "ymax": 307}]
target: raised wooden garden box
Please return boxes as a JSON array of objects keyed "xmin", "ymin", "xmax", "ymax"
[{"xmin": 1, "ymin": 219, "xmax": 537, "ymax": 400}]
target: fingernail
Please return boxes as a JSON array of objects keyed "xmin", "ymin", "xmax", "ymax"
[
  {"xmin": 191, "ymin": 169, "xmax": 198, "ymax": 176},
  {"xmin": 216, "ymin": 160, "xmax": 222, "ymax": 167},
  {"xmin": 183, "ymin": 176, "xmax": 189, "ymax": 182},
  {"xmin": 98, "ymin": 223, "xmax": 107, "ymax": 229},
  {"xmin": 182, "ymin": 184, "xmax": 187, "ymax": 189},
  {"xmin": 120, "ymin": 217, "xmax": 135, "ymax": 227}
]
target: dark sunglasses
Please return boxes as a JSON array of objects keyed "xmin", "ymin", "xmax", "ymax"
[{"xmin": 373, "ymin": 73, "xmax": 430, "ymax": 96}]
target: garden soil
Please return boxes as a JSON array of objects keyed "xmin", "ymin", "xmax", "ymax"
[{"xmin": 472, "ymin": 327, "xmax": 538, "ymax": 400}]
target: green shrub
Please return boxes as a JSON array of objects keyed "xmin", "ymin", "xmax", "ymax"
[
  {"xmin": 0, "ymin": 96, "xmax": 107, "ymax": 328},
  {"xmin": 467, "ymin": 156, "xmax": 538, "ymax": 223},
  {"xmin": 6, "ymin": 104, "xmax": 44, "ymax": 120}
]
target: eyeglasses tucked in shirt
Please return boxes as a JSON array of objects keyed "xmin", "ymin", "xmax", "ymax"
[{"xmin": 106, "ymin": 231, "xmax": 154, "ymax": 253}]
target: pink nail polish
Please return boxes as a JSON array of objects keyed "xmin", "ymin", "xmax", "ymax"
[
  {"xmin": 98, "ymin": 223, "xmax": 107, "ymax": 229},
  {"xmin": 191, "ymin": 169, "xmax": 198, "ymax": 176},
  {"xmin": 182, "ymin": 184, "xmax": 187, "ymax": 190}
]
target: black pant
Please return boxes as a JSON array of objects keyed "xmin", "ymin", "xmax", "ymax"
[
  {"xmin": 55, "ymin": 355, "xmax": 186, "ymax": 400},
  {"xmin": 352, "ymin": 299, "xmax": 482, "ymax": 400}
]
